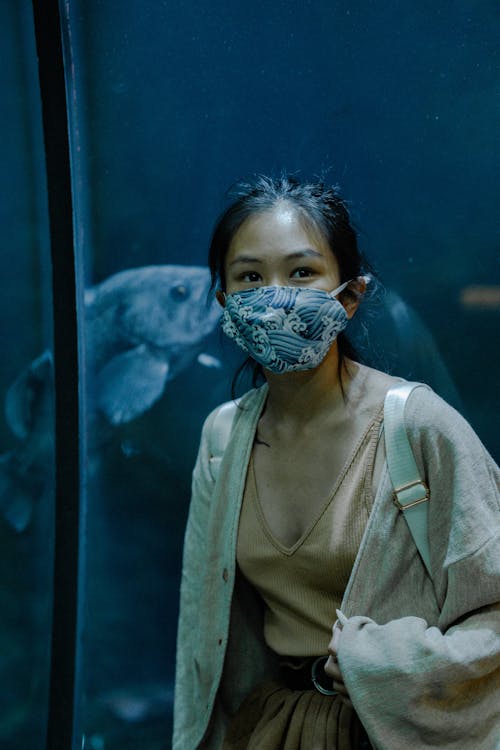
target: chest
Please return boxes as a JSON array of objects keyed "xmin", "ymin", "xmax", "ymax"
[{"xmin": 251, "ymin": 419, "xmax": 378, "ymax": 548}]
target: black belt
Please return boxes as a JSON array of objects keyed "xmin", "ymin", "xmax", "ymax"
[
  {"xmin": 280, "ymin": 655, "xmax": 337, "ymax": 695},
  {"xmin": 279, "ymin": 656, "xmax": 373, "ymax": 750}
]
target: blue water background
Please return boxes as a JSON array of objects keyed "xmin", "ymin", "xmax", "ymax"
[{"xmin": 0, "ymin": 1, "xmax": 498, "ymax": 748}]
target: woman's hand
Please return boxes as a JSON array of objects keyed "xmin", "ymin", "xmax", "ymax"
[{"xmin": 325, "ymin": 617, "xmax": 353, "ymax": 708}]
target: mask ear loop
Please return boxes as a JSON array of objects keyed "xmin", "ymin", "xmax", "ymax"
[
  {"xmin": 331, "ymin": 275, "xmax": 371, "ymax": 298},
  {"xmin": 329, "ymin": 279, "xmax": 353, "ymax": 298}
]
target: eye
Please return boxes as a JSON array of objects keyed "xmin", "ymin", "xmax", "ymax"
[
  {"xmin": 239, "ymin": 271, "xmax": 262, "ymax": 283},
  {"xmin": 291, "ymin": 267, "xmax": 316, "ymax": 279},
  {"xmin": 170, "ymin": 284, "xmax": 190, "ymax": 301}
]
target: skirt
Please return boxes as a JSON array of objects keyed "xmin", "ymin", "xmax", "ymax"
[{"xmin": 222, "ymin": 678, "xmax": 372, "ymax": 750}]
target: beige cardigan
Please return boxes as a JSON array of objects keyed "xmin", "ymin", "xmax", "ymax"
[{"xmin": 173, "ymin": 383, "xmax": 500, "ymax": 750}]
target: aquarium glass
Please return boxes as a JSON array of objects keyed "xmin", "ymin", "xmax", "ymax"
[
  {"xmin": 59, "ymin": 1, "xmax": 499, "ymax": 748},
  {"xmin": 0, "ymin": 2, "xmax": 54, "ymax": 747}
]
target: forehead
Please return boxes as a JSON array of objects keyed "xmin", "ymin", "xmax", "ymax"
[{"xmin": 227, "ymin": 205, "xmax": 331, "ymax": 261}]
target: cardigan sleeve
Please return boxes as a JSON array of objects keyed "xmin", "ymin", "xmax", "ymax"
[
  {"xmin": 173, "ymin": 408, "xmax": 218, "ymax": 750},
  {"xmin": 337, "ymin": 389, "xmax": 500, "ymax": 750}
]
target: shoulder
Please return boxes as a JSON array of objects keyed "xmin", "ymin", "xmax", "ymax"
[
  {"xmin": 202, "ymin": 399, "xmax": 239, "ymax": 458},
  {"xmin": 348, "ymin": 362, "xmax": 403, "ymax": 415},
  {"xmin": 358, "ymin": 363, "xmax": 481, "ymax": 452},
  {"xmin": 203, "ymin": 385, "xmax": 266, "ymax": 431},
  {"xmin": 354, "ymin": 362, "xmax": 402, "ymax": 396},
  {"xmin": 200, "ymin": 385, "xmax": 268, "ymax": 457},
  {"xmin": 404, "ymin": 385, "xmax": 481, "ymax": 449},
  {"xmin": 402, "ymin": 385, "xmax": 499, "ymax": 507}
]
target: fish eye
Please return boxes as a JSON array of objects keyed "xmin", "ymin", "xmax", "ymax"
[{"xmin": 170, "ymin": 284, "xmax": 189, "ymax": 301}]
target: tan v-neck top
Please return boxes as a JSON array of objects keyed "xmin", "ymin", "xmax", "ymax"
[{"xmin": 236, "ymin": 407, "xmax": 384, "ymax": 657}]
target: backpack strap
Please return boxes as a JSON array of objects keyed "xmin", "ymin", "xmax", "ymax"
[{"xmin": 383, "ymin": 382, "xmax": 432, "ymax": 577}]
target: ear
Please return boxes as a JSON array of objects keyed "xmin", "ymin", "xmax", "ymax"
[
  {"xmin": 215, "ymin": 289, "xmax": 226, "ymax": 308},
  {"xmin": 342, "ymin": 276, "xmax": 367, "ymax": 319}
]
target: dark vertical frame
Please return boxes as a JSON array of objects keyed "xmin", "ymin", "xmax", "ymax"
[{"xmin": 32, "ymin": 1, "xmax": 81, "ymax": 748}]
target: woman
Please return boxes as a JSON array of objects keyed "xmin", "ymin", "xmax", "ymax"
[{"xmin": 173, "ymin": 176, "xmax": 500, "ymax": 749}]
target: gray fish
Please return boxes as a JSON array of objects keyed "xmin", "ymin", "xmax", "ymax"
[
  {"xmin": 84, "ymin": 264, "xmax": 221, "ymax": 424},
  {"xmin": 0, "ymin": 264, "xmax": 222, "ymax": 531}
]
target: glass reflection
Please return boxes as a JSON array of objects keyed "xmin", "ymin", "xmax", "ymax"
[{"xmin": 0, "ymin": 3, "xmax": 54, "ymax": 748}]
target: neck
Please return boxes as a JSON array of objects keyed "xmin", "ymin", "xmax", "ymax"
[{"xmin": 263, "ymin": 346, "xmax": 355, "ymax": 426}]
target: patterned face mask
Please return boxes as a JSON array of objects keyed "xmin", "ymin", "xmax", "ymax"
[{"xmin": 221, "ymin": 281, "xmax": 351, "ymax": 373}]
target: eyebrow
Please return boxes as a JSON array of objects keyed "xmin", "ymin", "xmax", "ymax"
[{"xmin": 229, "ymin": 248, "xmax": 323, "ymax": 267}]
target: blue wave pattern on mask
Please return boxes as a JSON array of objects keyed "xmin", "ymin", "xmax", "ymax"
[{"xmin": 221, "ymin": 283, "xmax": 350, "ymax": 373}]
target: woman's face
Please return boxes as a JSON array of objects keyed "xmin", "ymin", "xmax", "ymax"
[{"xmin": 222, "ymin": 204, "xmax": 342, "ymax": 297}]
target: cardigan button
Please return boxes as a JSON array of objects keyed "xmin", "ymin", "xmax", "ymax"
[{"xmin": 222, "ymin": 568, "xmax": 229, "ymax": 582}]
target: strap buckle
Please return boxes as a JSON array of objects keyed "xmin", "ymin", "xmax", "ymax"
[{"xmin": 393, "ymin": 480, "xmax": 430, "ymax": 511}]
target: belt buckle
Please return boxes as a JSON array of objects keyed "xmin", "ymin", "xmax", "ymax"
[{"xmin": 311, "ymin": 656, "xmax": 337, "ymax": 696}]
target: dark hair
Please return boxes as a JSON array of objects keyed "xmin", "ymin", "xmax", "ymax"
[{"xmin": 208, "ymin": 174, "xmax": 372, "ymax": 395}]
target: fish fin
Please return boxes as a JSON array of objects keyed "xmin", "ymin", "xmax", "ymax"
[
  {"xmin": 96, "ymin": 346, "xmax": 169, "ymax": 425},
  {"xmin": 197, "ymin": 352, "xmax": 222, "ymax": 369}
]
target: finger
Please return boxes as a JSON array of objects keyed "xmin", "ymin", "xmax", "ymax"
[
  {"xmin": 335, "ymin": 609, "xmax": 348, "ymax": 627},
  {"xmin": 333, "ymin": 680, "xmax": 349, "ymax": 698},
  {"xmin": 328, "ymin": 619, "xmax": 342, "ymax": 657},
  {"xmin": 324, "ymin": 655, "xmax": 342, "ymax": 681},
  {"xmin": 331, "ymin": 625, "xmax": 342, "ymax": 653}
]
